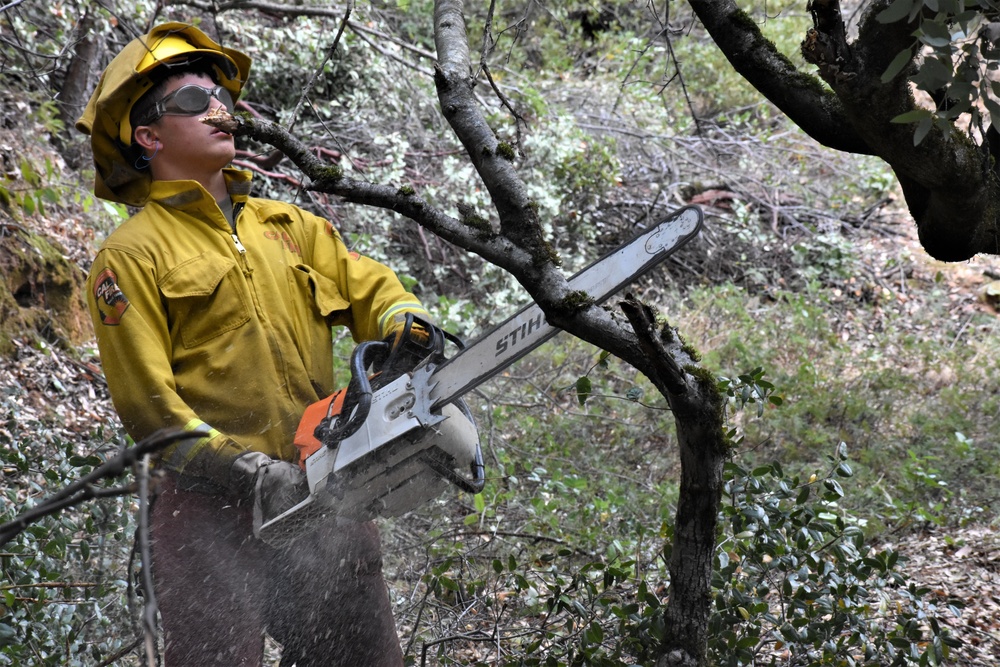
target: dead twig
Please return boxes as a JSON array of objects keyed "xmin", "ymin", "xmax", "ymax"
[
  {"xmin": 135, "ymin": 453, "xmax": 157, "ymax": 667},
  {"xmin": 287, "ymin": 1, "xmax": 353, "ymax": 133},
  {"xmin": 0, "ymin": 429, "xmax": 200, "ymax": 547}
]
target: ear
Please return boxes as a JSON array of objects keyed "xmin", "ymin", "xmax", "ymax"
[{"xmin": 133, "ymin": 126, "xmax": 160, "ymax": 152}]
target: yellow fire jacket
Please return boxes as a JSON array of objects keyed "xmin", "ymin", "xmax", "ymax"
[{"xmin": 86, "ymin": 169, "xmax": 428, "ymax": 485}]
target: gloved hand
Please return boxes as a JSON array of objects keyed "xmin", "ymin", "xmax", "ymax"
[
  {"xmin": 229, "ymin": 452, "xmax": 309, "ymax": 532},
  {"xmin": 377, "ymin": 317, "xmax": 435, "ymax": 377},
  {"xmin": 384, "ymin": 321, "xmax": 430, "ymax": 351}
]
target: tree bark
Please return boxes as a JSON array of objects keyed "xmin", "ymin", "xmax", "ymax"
[{"xmin": 687, "ymin": 0, "xmax": 1000, "ymax": 261}]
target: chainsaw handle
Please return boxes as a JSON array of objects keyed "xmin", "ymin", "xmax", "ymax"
[
  {"xmin": 375, "ymin": 313, "xmax": 465, "ymax": 380},
  {"xmin": 316, "ymin": 339, "xmax": 386, "ymax": 446},
  {"xmin": 317, "ymin": 316, "xmax": 465, "ymax": 449}
]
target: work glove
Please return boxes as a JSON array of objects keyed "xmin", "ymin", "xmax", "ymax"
[
  {"xmin": 376, "ymin": 317, "xmax": 437, "ymax": 378},
  {"xmin": 229, "ymin": 451, "xmax": 309, "ymax": 534}
]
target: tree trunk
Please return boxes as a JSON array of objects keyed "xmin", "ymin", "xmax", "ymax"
[
  {"xmin": 622, "ymin": 297, "xmax": 727, "ymax": 666},
  {"xmin": 55, "ymin": 14, "xmax": 98, "ymax": 162}
]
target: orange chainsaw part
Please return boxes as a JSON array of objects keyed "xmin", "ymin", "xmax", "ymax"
[{"xmin": 294, "ymin": 388, "xmax": 347, "ymax": 469}]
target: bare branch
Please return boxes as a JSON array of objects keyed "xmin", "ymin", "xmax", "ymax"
[
  {"xmin": 0, "ymin": 430, "xmax": 201, "ymax": 547},
  {"xmin": 201, "ymin": 110, "xmax": 537, "ymax": 275},
  {"xmin": 620, "ymin": 294, "xmax": 688, "ymax": 396},
  {"xmin": 434, "ymin": 0, "xmax": 546, "ymax": 251},
  {"xmin": 287, "ymin": 2, "xmax": 353, "ymax": 132},
  {"xmin": 135, "ymin": 454, "xmax": 158, "ymax": 667},
  {"xmin": 686, "ymin": 0, "xmax": 872, "ymax": 154}
]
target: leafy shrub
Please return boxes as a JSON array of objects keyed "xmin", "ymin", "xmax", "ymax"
[
  {"xmin": 1, "ymin": 432, "xmax": 138, "ymax": 666},
  {"xmin": 710, "ymin": 444, "xmax": 962, "ymax": 666},
  {"xmin": 398, "ymin": 441, "xmax": 961, "ymax": 666}
]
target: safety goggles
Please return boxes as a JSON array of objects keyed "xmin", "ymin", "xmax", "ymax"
[{"xmin": 147, "ymin": 84, "xmax": 235, "ymax": 123}]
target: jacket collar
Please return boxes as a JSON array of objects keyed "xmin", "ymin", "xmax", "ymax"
[{"xmin": 146, "ymin": 168, "xmax": 252, "ymax": 228}]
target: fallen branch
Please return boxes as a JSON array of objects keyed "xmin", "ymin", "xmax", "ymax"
[{"xmin": 0, "ymin": 429, "xmax": 200, "ymax": 547}]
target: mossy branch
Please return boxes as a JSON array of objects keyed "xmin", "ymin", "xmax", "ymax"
[
  {"xmin": 620, "ymin": 294, "xmax": 688, "ymax": 396},
  {"xmin": 200, "ymin": 110, "xmax": 537, "ymax": 273}
]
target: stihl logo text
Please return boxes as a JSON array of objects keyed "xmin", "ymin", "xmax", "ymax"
[{"xmin": 495, "ymin": 314, "xmax": 544, "ymax": 356}]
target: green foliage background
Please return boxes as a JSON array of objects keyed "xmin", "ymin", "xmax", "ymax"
[{"xmin": 2, "ymin": 0, "xmax": 997, "ymax": 664}]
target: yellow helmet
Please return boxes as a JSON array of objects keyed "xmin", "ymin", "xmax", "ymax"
[{"xmin": 76, "ymin": 22, "xmax": 251, "ymax": 205}]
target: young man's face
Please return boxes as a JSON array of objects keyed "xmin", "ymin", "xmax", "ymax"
[{"xmin": 135, "ymin": 72, "xmax": 237, "ymax": 183}]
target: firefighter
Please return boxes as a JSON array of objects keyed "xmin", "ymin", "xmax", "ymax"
[{"xmin": 77, "ymin": 22, "xmax": 418, "ymax": 666}]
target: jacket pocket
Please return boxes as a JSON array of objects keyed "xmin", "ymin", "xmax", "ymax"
[
  {"xmin": 291, "ymin": 265, "xmax": 350, "ymax": 320},
  {"xmin": 160, "ymin": 254, "xmax": 250, "ymax": 348}
]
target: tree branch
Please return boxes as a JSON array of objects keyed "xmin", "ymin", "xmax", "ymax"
[
  {"xmin": 620, "ymin": 294, "xmax": 688, "ymax": 396},
  {"xmin": 808, "ymin": 0, "xmax": 1000, "ymax": 260},
  {"xmin": 688, "ymin": 0, "xmax": 1000, "ymax": 260},
  {"xmin": 0, "ymin": 430, "xmax": 200, "ymax": 547},
  {"xmin": 686, "ymin": 0, "xmax": 874, "ymax": 154},
  {"xmin": 287, "ymin": 2, "xmax": 352, "ymax": 132}
]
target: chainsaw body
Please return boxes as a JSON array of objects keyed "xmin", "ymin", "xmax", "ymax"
[
  {"xmin": 257, "ymin": 321, "xmax": 484, "ymax": 546},
  {"xmin": 298, "ymin": 371, "xmax": 483, "ymax": 521}
]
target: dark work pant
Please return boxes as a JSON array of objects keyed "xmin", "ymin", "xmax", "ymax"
[{"xmin": 150, "ymin": 474, "xmax": 404, "ymax": 667}]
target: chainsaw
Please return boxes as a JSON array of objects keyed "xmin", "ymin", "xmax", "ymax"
[{"xmin": 257, "ymin": 205, "xmax": 704, "ymax": 546}]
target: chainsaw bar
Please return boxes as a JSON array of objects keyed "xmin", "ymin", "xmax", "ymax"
[{"xmin": 425, "ymin": 205, "xmax": 703, "ymax": 408}]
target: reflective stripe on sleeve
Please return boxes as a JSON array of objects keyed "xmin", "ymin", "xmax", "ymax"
[
  {"xmin": 162, "ymin": 419, "xmax": 222, "ymax": 471},
  {"xmin": 378, "ymin": 302, "xmax": 429, "ymax": 338}
]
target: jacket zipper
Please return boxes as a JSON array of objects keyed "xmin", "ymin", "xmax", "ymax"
[
  {"xmin": 230, "ymin": 202, "xmax": 247, "ymax": 255},
  {"xmin": 231, "ymin": 233, "xmax": 247, "ymax": 254}
]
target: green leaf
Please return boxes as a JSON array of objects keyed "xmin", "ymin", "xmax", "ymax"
[
  {"xmin": 474, "ymin": 493, "xmax": 485, "ymax": 513},
  {"xmin": 917, "ymin": 20, "xmax": 953, "ymax": 48},
  {"xmin": 575, "ymin": 376, "xmax": 592, "ymax": 406},
  {"xmin": 983, "ymin": 97, "xmax": 1000, "ymax": 130},
  {"xmin": 882, "ymin": 48, "xmax": 916, "ymax": 83},
  {"xmin": 913, "ymin": 117, "xmax": 934, "ymax": 146},
  {"xmin": 796, "ymin": 485, "xmax": 811, "ymax": 504},
  {"xmin": 69, "ymin": 455, "xmax": 102, "ymax": 467},
  {"xmin": 584, "ymin": 621, "xmax": 604, "ymax": 644},
  {"xmin": 890, "ymin": 109, "xmax": 931, "ymax": 124},
  {"xmin": 877, "ymin": 0, "xmax": 915, "ymax": 23},
  {"xmin": 0, "ymin": 623, "xmax": 17, "ymax": 647}
]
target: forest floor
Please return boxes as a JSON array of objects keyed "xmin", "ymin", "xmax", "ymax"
[{"xmin": 848, "ymin": 207, "xmax": 1000, "ymax": 666}]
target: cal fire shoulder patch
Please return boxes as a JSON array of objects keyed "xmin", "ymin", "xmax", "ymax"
[{"xmin": 92, "ymin": 268, "xmax": 130, "ymax": 325}]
